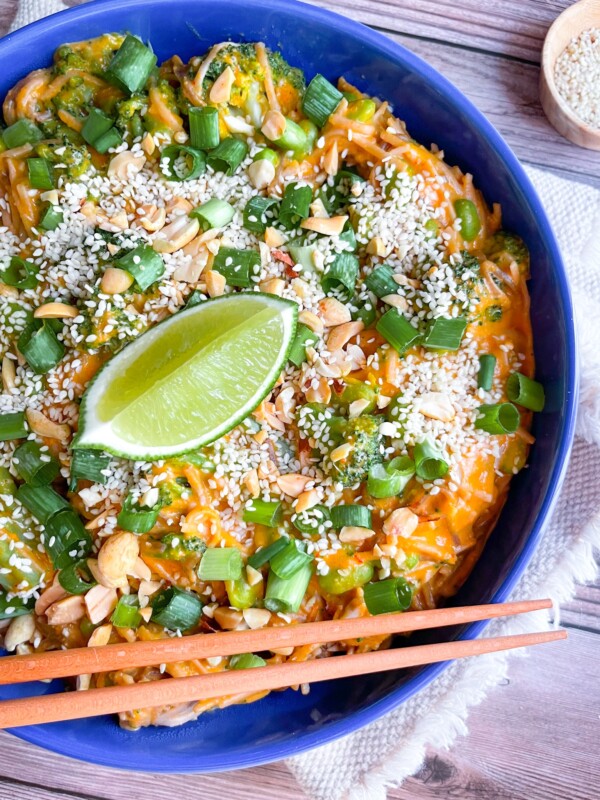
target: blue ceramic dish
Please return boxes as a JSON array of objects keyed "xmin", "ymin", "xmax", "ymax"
[{"xmin": 0, "ymin": 0, "xmax": 577, "ymax": 773}]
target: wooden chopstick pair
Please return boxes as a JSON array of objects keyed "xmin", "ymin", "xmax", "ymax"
[{"xmin": 0, "ymin": 598, "xmax": 564, "ymax": 728}]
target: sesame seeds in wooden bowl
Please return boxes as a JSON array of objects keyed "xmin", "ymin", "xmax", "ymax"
[{"xmin": 540, "ymin": 0, "xmax": 600, "ymax": 150}]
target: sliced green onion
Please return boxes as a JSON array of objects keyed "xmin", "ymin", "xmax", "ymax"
[
  {"xmin": 27, "ymin": 158, "xmax": 54, "ymax": 190},
  {"xmin": 58, "ymin": 559, "xmax": 96, "ymax": 595},
  {"xmin": 92, "ymin": 127, "xmax": 123, "ymax": 155},
  {"xmin": 229, "ymin": 653, "xmax": 266, "ymax": 669},
  {"xmin": 340, "ymin": 382, "xmax": 377, "ymax": 413},
  {"xmin": 288, "ymin": 323, "xmax": 319, "ymax": 367},
  {"xmin": 321, "ymin": 253, "xmax": 359, "ymax": 296},
  {"xmin": 81, "ymin": 108, "xmax": 114, "ymax": 146},
  {"xmin": 117, "ymin": 494, "xmax": 160, "ymax": 533},
  {"xmin": 69, "ymin": 449, "xmax": 110, "ymax": 489},
  {"xmin": 288, "ymin": 242, "xmax": 318, "ymax": 274},
  {"xmin": 184, "ymin": 290, "xmax": 204, "ymax": 310},
  {"xmin": 363, "ymin": 577, "xmax": 413, "ymax": 615},
  {"xmin": 160, "ymin": 144, "xmax": 206, "ymax": 181},
  {"xmin": 13, "ymin": 441, "xmax": 59, "ymax": 487},
  {"xmin": 198, "ymin": 547, "xmax": 243, "ymax": 581},
  {"xmin": 44, "ymin": 509, "xmax": 92, "ymax": 569},
  {"xmin": 414, "ymin": 439, "xmax": 449, "ymax": 480},
  {"xmin": 115, "ymin": 244, "xmax": 165, "ymax": 291},
  {"xmin": 39, "ymin": 204, "xmax": 63, "ymax": 231},
  {"xmin": 0, "ymin": 256, "xmax": 38, "ymax": 289},
  {"xmin": 273, "ymin": 117, "xmax": 308, "ymax": 154},
  {"xmin": 292, "ymin": 505, "xmax": 331, "ymax": 535},
  {"xmin": 17, "ymin": 484, "xmax": 70, "ymax": 525},
  {"xmin": 475, "ymin": 402, "xmax": 520, "ymax": 435},
  {"xmin": 18, "ymin": 320, "xmax": 65, "ymax": 375},
  {"xmin": 253, "ymin": 147, "xmax": 279, "ymax": 166},
  {"xmin": 105, "ymin": 34, "xmax": 157, "ymax": 94},
  {"xmin": 506, "ymin": 372, "xmax": 545, "ymax": 412},
  {"xmin": 477, "ymin": 354, "xmax": 496, "ymax": 391},
  {"xmin": 2, "ymin": 119, "xmax": 42, "ymax": 149},
  {"xmin": 207, "ymin": 137, "xmax": 248, "ymax": 175},
  {"xmin": 339, "ymin": 222, "xmax": 358, "ymax": 252},
  {"xmin": 367, "ymin": 456, "xmax": 415, "ymax": 499},
  {"xmin": 318, "ymin": 561, "xmax": 374, "ymax": 594},
  {"xmin": 353, "ymin": 300, "xmax": 376, "ymax": 329},
  {"xmin": 423, "ymin": 316, "xmax": 467, "ymax": 351},
  {"xmin": 365, "ymin": 265, "xmax": 397, "ymax": 298},
  {"xmin": 151, "ymin": 586, "xmax": 202, "ymax": 630},
  {"xmin": 112, "ymin": 595, "xmax": 142, "ymax": 628},
  {"xmin": 0, "ymin": 594, "xmax": 34, "ymax": 620},
  {"xmin": 264, "ymin": 561, "xmax": 313, "ymax": 613},
  {"xmin": 302, "ymin": 74, "xmax": 343, "ymax": 128},
  {"xmin": 279, "ymin": 182, "xmax": 313, "ymax": 230},
  {"xmin": 299, "ymin": 119, "xmax": 318, "ymax": 156},
  {"xmin": 270, "ymin": 539, "xmax": 313, "ymax": 579},
  {"xmin": 248, "ymin": 537, "xmax": 289, "ymax": 569},
  {"xmin": 190, "ymin": 198, "xmax": 235, "ymax": 230},
  {"xmin": 189, "ymin": 106, "xmax": 220, "ymax": 149},
  {"xmin": 329, "ymin": 504, "xmax": 371, "ymax": 530},
  {"xmin": 213, "ymin": 246, "xmax": 260, "ymax": 288},
  {"xmin": 243, "ymin": 499, "xmax": 283, "ymax": 527},
  {"xmin": 453, "ymin": 199, "xmax": 481, "ymax": 242},
  {"xmin": 376, "ymin": 309, "xmax": 421, "ymax": 354},
  {"xmin": 0, "ymin": 412, "xmax": 27, "ymax": 441},
  {"xmin": 243, "ymin": 196, "xmax": 279, "ymax": 234}
]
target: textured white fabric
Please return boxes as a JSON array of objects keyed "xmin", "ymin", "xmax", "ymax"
[{"xmin": 6, "ymin": 3, "xmax": 600, "ymax": 798}]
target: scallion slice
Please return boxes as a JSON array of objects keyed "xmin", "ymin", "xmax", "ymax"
[
  {"xmin": 321, "ymin": 253, "xmax": 359, "ymax": 296},
  {"xmin": 13, "ymin": 441, "xmax": 59, "ymax": 487},
  {"xmin": 292, "ymin": 504, "xmax": 331, "ymax": 535},
  {"xmin": 367, "ymin": 456, "xmax": 415, "ymax": 499},
  {"xmin": 117, "ymin": 494, "xmax": 160, "ymax": 533},
  {"xmin": 58, "ymin": 559, "xmax": 96, "ymax": 595},
  {"xmin": 93, "ymin": 127, "xmax": 123, "ymax": 155},
  {"xmin": 39, "ymin": 204, "xmax": 63, "ymax": 231},
  {"xmin": 253, "ymin": 147, "xmax": 279, "ymax": 167},
  {"xmin": 184, "ymin": 290, "xmax": 204, "ymax": 310},
  {"xmin": 112, "ymin": 595, "xmax": 142, "ymax": 628},
  {"xmin": 376, "ymin": 309, "xmax": 421, "ymax": 354},
  {"xmin": 160, "ymin": 144, "xmax": 206, "ymax": 181},
  {"xmin": 190, "ymin": 198, "xmax": 235, "ymax": 230},
  {"xmin": 207, "ymin": 137, "xmax": 248, "ymax": 175},
  {"xmin": 414, "ymin": 439, "xmax": 449, "ymax": 480},
  {"xmin": 197, "ymin": 547, "xmax": 243, "ymax": 581},
  {"xmin": 273, "ymin": 117, "xmax": 308, "ymax": 154},
  {"xmin": 475, "ymin": 402, "xmax": 520, "ymax": 435},
  {"xmin": 17, "ymin": 484, "xmax": 70, "ymax": 525},
  {"xmin": 279, "ymin": 182, "xmax": 313, "ymax": 230},
  {"xmin": 243, "ymin": 499, "xmax": 283, "ymax": 527},
  {"xmin": 44, "ymin": 509, "xmax": 92, "ymax": 569},
  {"xmin": 423, "ymin": 316, "xmax": 467, "ymax": 351},
  {"xmin": 264, "ymin": 561, "xmax": 313, "ymax": 613},
  {"xmin": 248, "ymin": 537, "xmax": 289, "ymax": 569},
  {"xmin": 2, "ymin": 119, "xmax": 42, "ymax": 149},
  {"xmin": 115, "ymin": 244, "xmax": 165, "ymax": 291},
  {"xmin": 189, "ymin": 106, "xmax": 220, "ymax": 149},
  {"xmin": 506, "ymin": 372, "xmax": 545, "ymax": 412},
  {"xmin": 0, "ymin": 594, "xmax": 34, "ymax": 620},
  {"xmin": 288, "ymin": 242, "xmax": 318, "ymax": 274},
  {"xmin": 105, "ymin": 34, "xmax": 157, "ymax": 94},
  {"xmin": 243, "ymin": 196, "xmax": 279, "ymax": 234},
  {"xmin": 363, "ymin": 577, "xmax": 413, "ymax": 615},
  {"xmin": 477, "ymin": 354, "xmax": 496, "ymax": 391},
  {"xmin": 269, "ymin": 539, "xmax": 313, "ymax": 579},
  {"xmin": 81, "ymin": 107, "xmax": 114, "ymax": 146},
  {"xmin": 27, "ymin": 158, "xmax": 54, "ymax": 190},
  {"xmin": 365, "ymin": 265, "xmax": 397, "ymax": 298},
  {"xmin": 339, "ymin": 221, "xmax": 358, "ymax": 252},
  {"xmin": 0, "ymin": 256, "xmax": 38, "ymax": 289},
  {"xmin": 302, "ymin": 74, "xmax": 343, "ymax": 128},
  {"xmin": 353, "ymin": 300, "xmax": 376, "ymax": 329},
  {"xmin": 18, "ymin": 320, "xmax": 65, "ymax": 375},
  {"xmin": 0, "ymin": 412, "xmax": 27, "ymax": 441},
  {"xmin": 213, "ymin": 247, "xmax": 260, "ymax": 288},
  {"xmin": 288, "ymin": 323, "xmax": 319, "ymax": 367},
  {"xmin": 229, "ymin": 653, "xmax": 266, "ymax": 669},
  {"xmin": 151, "ymin": 586, "xmax": 202, "ymax": 630},
  {"xmin": 329, "ymin": 504, "xmax": 371, "ymax": 530},
  {"xmin": 69, "ymin": 449, "xmax": 110, "ymax": 489}
]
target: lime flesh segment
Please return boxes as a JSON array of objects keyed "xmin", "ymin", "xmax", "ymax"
[{"xmin": 75, "ymin": 293, "xmax": 298, "ymax": 459}]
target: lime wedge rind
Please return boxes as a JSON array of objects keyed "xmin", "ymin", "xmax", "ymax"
[{"xmin": 74, "ymin": 293, "xmax": 298, "ymax": 460}]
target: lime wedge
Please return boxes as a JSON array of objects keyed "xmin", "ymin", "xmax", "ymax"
[{"xmin": 75, "ymin": 293, "xmax": 298, "ymax": 459}]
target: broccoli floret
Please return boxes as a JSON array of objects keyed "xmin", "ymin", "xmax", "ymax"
[
  {"xmin": 160, "ymin": 534, "xmax": 206, "ymax": 561},
  {"xmin": 115, "ymin": 93, "xmax": 147, "ymax": 138},
  {"xmin": 485, "ymin": 304, "xmax": 503, "ymax": 322},
  {"xmin": 204, "ymin": 43, "xmax": 259, "ymax": 85},
  {"xmin": 330, "ymin": 415, "xmax": 382, "ymax": 487},
  {"xmin": 53, "ymin": 34, "xmax": 124, "ymax": 77},
  {"xmin": 51, "ymin": 76, "xmax": 94, "ymax": 117},
  {"xmin": 267, "ymin": 50, "xmax": 305, "ymax": 93},
  {"xmin": 36, "ymin": 139, "xmax": 91, "ymax": 179},
  {"xmin": 485, "ymin": 231, "xmax": 530, "ymax": 277}
]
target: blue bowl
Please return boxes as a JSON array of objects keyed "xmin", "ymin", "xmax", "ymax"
[{"xmin": 0, "ymin": 0, "xmax": 577, "ymax": 773}]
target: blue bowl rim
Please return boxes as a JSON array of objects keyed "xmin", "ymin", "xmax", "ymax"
[{"xmin": 0, "ymin": 0, "xmax": 579, "ymax": 773}]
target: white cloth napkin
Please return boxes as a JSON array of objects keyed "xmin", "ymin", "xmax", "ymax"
[{"xmin": 6, "ymin": 3, "xmax": 600, "ymax": 798}]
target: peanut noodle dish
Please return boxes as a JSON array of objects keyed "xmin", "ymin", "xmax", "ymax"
[{"xmin": 0, "ymin": 34, "xmax": 545, "ymax": 729}]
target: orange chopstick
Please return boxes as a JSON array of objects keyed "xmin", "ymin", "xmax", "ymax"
[
  {"xmin": 0, "ymin": 598, "xmax": 552, "ymax": 685},
  {"xmin": 0, "ymin": 629, "xmax": 566, "ymax": 728}
]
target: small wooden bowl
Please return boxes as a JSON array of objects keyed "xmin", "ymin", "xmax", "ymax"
[{"xmin": 540, "ymin": 0, "xmax": 600, "ymax": 150}]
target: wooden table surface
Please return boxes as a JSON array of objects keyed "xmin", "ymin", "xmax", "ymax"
[{"xmin": 0, "ymin": 1, "xmax": 598, "ymax": 798}]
